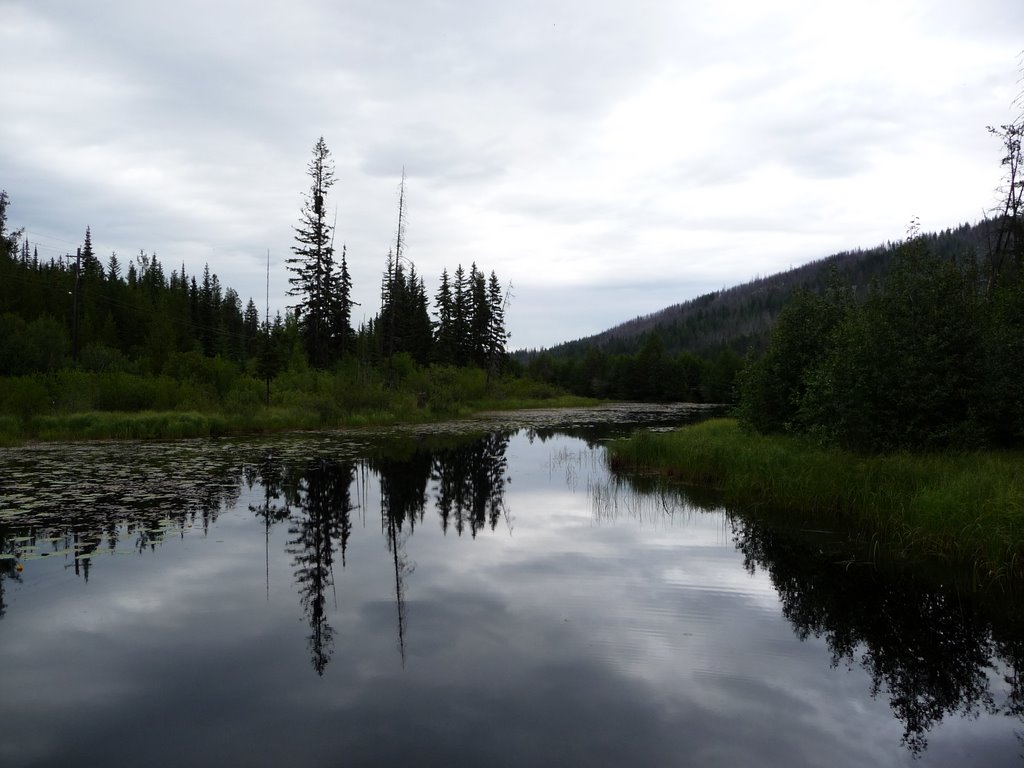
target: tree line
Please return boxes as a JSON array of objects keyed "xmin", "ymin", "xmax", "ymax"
[
  {"xmin": 285, "ymin": 139, "xmax": 510, "ymax": 378},
  {"xmin": 0, "ymin": 203, "xmax": 265, "ymax": 376},
  {"xmin": 0, "ymin": 137, "xmax": 510, "ymax": 388},
  {"xmin": 525, "ymin": 334, "xmax": 742, "ymax": 404}
]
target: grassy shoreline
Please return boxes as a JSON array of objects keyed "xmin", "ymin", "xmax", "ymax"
[
  {"xmin": 0, "ymin": 365, "xmax": 603, "ymax": 445},
  {"xmin": 606, "ymin": 418, "xmax": 1024, "ymax": 584},
  {"xmin": 0, "ymin": 394, "xmax": 599, "ymax": 445}
]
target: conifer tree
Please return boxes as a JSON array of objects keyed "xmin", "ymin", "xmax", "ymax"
[
  {"xmin": 485, "ymin": 270, "xmax": 509, "ymax": 379},
  {"xmin": 244, "ymin": 298, "xmax": 260, "ymax": 354},
  {"xmin": 199, "ymin": 264, "xmax": 220, "ymax": 356},
  {"xmin": 451, "ymin": 264, "xmax": 470, "ymax": 365},
  {"xmin": 469, "ymin": 263, "xmax": 490, "ymax": 366},
  {"xmin": 328, "ymin": 244, "xmax": 354, "ymax": 360},
  {"xmin": 106, "ymin": 252, "xmax": 122, "ymax": 283},
  {"xmin": 81, "ymin": 227, "xmax": 102, "ymax": 279},
  {"xmin": 287, "ymin": 137, "xmax": 337, "ymax": 368},
  {"xmin": 433, "ymin": 268, "xmax": 458, "ymax": 365},
  {"xmin": 406, "ymin": 265, "xmax": 432, "ymax": 365}
]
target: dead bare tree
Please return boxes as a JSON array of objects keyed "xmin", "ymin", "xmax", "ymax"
[{"xmin": 986, "ymin": 55, "xmax": 1024, "ymax": 290}]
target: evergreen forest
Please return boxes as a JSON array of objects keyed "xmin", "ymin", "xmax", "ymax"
[{"xmin": 0, "ymin": 139, "xmax": 538, "ymax": 438}]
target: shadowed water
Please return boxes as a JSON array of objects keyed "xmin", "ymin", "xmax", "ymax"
[{"xmin": 0, "ymin": 404, "xmax": 1021, "ymax": 766}]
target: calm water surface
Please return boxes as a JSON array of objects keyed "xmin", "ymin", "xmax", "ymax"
[{"xmin": 1, "ymin": 405, "xmax": 1021, "ymax": 767}]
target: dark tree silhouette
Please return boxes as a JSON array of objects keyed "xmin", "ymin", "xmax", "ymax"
[
  {"xmin": 287, "ymin": 137, "xmax": 343, "ymax": 368},
  {"xmin": 286, "ymin": 458, "xmax": 355, "ymax": 675}
]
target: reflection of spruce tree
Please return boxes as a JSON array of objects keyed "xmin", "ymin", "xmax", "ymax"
[
  {"xmin": 248, "ymin": 451, "xmax": 291, "ymax": 599},
  {"xmin": 730, "ymin": 517, "xmax": 999, "ymax": 756},
  {"xmin": 375, "ymin": 458, "xmax": 424, "ymax": 666},
  {"xmin": 286, "ymin": 458, "xmax": 355, "ymax": 676},
  {"xmin": 71, "ymin": 529, "xmax": 102, "ymax": 581},
  {"xmin": 369, "ymin": 450, "xmax": 433, "ymax": 534},
  {"xmin": 432, "ymin": 433, "xmax": 511, "ymax": 537},
  {"xmin": 369, "ymin": 450, "xmax": 432, "ymax": 663}
]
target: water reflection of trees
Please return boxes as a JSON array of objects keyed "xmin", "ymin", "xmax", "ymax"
[
  {"xmin": 280, "ymin": 458, "xmax": 356, "ymax": 676},
  {"xmin": 251, "ymin": 432, "xmax": 514, "ymax": 673},
  {"xmin": 597, "ymin": 472, "xmax": 1024, "ymax": 757},
  {"xmin": 731, "ymin": 518, "xmax": 1004, "ymax": 755},
  {"xmin": 431, "ymin": 433, "xmax": 510, "ymax": 537},
  {"xmin": 0, "ymin": 431, "xmax": 514, "ymax": 675},
  {"xmin": 373, "ymin": 456, "xmax": 419, "ymax": 665},
  {"xmin": 520, "ymin": 404, "xmax": 724, "ymax": 448},
  {"xmin": 362, "ymin": 431, "xmax": 511, "ymax": 538},
  {"xmin": 0, "ymin": 443, "xmax": 244, "ymax": 591},
  {"xmin": 0, "ymin": 531, "xmax": 20, "ymax": 618}
]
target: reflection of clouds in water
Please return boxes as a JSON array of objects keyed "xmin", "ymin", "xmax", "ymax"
[
  {"xmin": 601, "ymin": 463, "xmax": 1024, "ymax": 757},
  {"xmin": 0, "ymin": 411, "xmax": 1022, "ymax": 764}
]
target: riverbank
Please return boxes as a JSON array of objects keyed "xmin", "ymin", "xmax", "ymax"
[
  {"xmin": 0, "ymin": 366, "xmax": 599, "ymax": 445},
  {"xmin": 0, "ymin": 396, "xmax": 599, "ymax": 445},
  {"xmin": 606, "ymin": 418, "xmax": 1024, "ymax": 584}
]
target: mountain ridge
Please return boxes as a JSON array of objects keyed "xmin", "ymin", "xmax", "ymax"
[{"xmin": 523, "ymin": 220, "xmax": 990, "ymax": 361}]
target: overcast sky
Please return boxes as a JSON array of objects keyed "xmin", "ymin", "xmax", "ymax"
[{"xmin": 1, "ymin": 1, "xmax": 1021, "ymax": 350}]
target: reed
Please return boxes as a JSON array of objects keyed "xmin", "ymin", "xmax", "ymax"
[{"xmin": 606, "ymin": 418, "xmax": 1024, "ymax": 583}]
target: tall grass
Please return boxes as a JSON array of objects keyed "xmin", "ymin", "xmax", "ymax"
[
  {"xmin": 0, "ymin": 366, "xmax": 597, "ymax": 443},
  {"xmin": 607, "ymin": 418, "xmax": 1024, "ymax": 584}
]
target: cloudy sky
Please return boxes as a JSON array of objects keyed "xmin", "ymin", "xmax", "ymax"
[{"xmin": 1, "ymin": 1, "xmax": 1021, "ymax": 350}]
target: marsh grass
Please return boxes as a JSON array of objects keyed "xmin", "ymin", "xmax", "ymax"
[
  {"xmin": 607, "ymin": 418, "xmax": 1024, "ymax": 583},
  {"xmin": 0, "ymin": 366, "xmax": 598, "ymax": 444}
]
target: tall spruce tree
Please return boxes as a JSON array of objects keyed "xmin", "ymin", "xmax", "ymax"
[
  {"xmin": 433, "ymin": 268, "xmax": 457, "ymax": 365},
  {"xmin": 485, "ymin": 270, "xmax": 509, "ymax": 379},
  {"xmin": 288, "ymin": 137, "xmax": 337, "ymax": 368},
  {"xmin": 469, "ymin": 263, "xmax": 490, "ymax": 366},
  {"xmin": 329, "ymin": 244, "xmax": 354, "ymax": 360},
  {"xmin": 451, "ymin": 264, "xmax": 470, "ymax": 365}
]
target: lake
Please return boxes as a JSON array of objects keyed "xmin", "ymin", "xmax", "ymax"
[{"xmin": 1, "ymin": 404, "xmax": 1021, "ymax": 767}]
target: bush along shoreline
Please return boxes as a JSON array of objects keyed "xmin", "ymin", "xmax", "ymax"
[
  {"xmin": 0, "ymin": 365, "xmax": 595, "ymax": 445},
  {"xmin": 605, "ymin": 419, "xmax": 1024, "ymax": 588}
]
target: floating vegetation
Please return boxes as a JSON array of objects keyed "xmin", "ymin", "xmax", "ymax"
[{"xmin": 0, "ymin": 404, "xmax": 716, "ymax": 582}]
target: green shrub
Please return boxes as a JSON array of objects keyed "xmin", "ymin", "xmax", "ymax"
[
  {"xmin": 0, "ymin": 375, "xmax": 51, "ymax": 421},
  {"xmin": 164, "ymin": 351, "xmax": 240, "ymax": 399}
]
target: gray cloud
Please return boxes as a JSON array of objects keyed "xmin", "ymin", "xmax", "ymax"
[{"xmin": 0, "ymin": 0, "xmax": 1020, "ymax": 349}]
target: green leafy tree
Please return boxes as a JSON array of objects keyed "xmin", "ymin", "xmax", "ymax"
[
  {"xmin": 801, "ymin": 238, "xmax": 983, "ymax": 450},
  {"xmin": 980, "ymin": 280, "xmax": 1024, "ymax": 443},
  {"xmin": 737, "ymin": 281, "xmax": 850, "ymax": 435}
]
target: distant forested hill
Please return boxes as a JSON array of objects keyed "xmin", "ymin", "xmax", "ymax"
[{"xmin": 524, "ymin": 220, "xmax": 991, "ymax": 361}]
